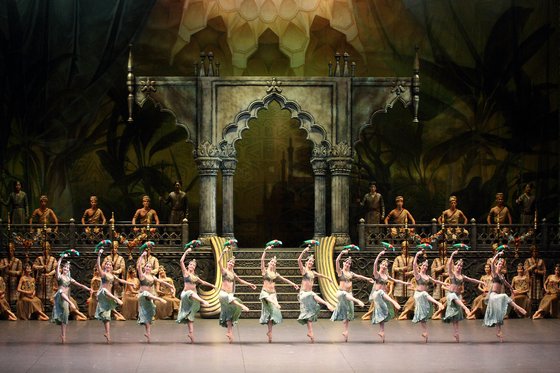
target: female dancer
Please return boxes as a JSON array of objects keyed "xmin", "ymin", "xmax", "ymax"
[
  {"xmin": 260, "ymin": 244, "xmax": 299, "ymax": 343},
  {"xmin": 297, "ymin": 246, "xmax": 335, "ymax": 343},
  {"xmin": 177, "ymin": 246, "xmax": 215, "ymax": 343},
  {"xmin": 443, "ymin": 250, "xmax": 485, "ymax": 342},
  {"xmin": 16, "ymin": 263, "xmax": 49, "ymax": 321},
  {"xmin": 137, "ymin": 249, "xmax": 172, "ymax": 342},
  {"xmin": 532, "ymin": 263, "xmax": 559, "ymax": 319},
  {"xmin": 218, "ymin": 245, "xmax": 257, "ymax": 343},
  {"xmin": 96, "ymin": 248, "xmax": 133, "ymax": 343},
  {"xmin": 412, "ymin": 249, "xmax": 445, "ymax": 343},
  {"xmin": 370, "ymin": 250, "xmax": 410, "ymax": 342},
  {"xmin": 484, "ymin": 251, "xmax": 527, "ymax": 341},
  {"xmin": 331, "ymin": 249, "xmax": 373, "ymax": 342},
  {"xmin": 52, "ymin": 254, "xmax": 91, "ymax": 343}
]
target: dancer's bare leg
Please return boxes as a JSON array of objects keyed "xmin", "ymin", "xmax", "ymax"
[
  {"xmin": 60, "ymin": 324, "xmax": 67, "ymax": 344},
  {"xmin": 104, "ymin": 291, "xmax": 123, "ymax": 306},
  {"xmin": 267, "ymin": 320, "xmax": 273, "ymax": 343},
  {"xmin": 144, "ymin": 323, "xmax": 151, "ymax": 343},
  {"xmin": 231, "ymin": 299, "xmax": 249, "ymax": 312},
  {"xmin": 103, "ymin": 321, "xmax": 111, "ymax": 343},
  {"xmin": 112, "ymin": 310, "xmax": 126, "ymax": 321},
  {"xmin": 190, "ymin": 293, "xmax": 210, "ymax": 308},
  {"xmin": 61, "ymin": 293, "xmax": 78, "ymax": 313},
  {"xmin": 7, "ymin": 309, "xmax": 17, "ymax": 321},
  {"xmin": 342, "ymin": 319, "xmax": 349, "ymax": 342},
  {"xmin": 345, "ymin": 294, "xmax": 364, "ymax": 308},
  {"xmin": 378, "ymin": 321, "xmax": 385, "ymax": 343},
  {"xmin": 509, "ymin": 300, "xmax": 527, "ymax": 316},
  {"xmin": 426, "ymin": 294, "xmax": 444, "ymax": 312},
  {"xmin": 306, "ymin": 321, "xmax": 314, "ymax": 343},
  {"xmin": 496, "ymin": 324, "xmax": 503, "ymax": 342},
  {"xmin": 187, "ymin": 321, "xmax": 194, "ymax": 343},
  {"xmin": 383, "ymin": 294, "xmax": 401, "ymax": 311},
  {"xmin": 226, "ymin": 320, "xmax": 234, "ymax": 343},
  {"xmin": 532, "ymin": 310, "xmax": 543, "ymax": 319},
  {"xmin": 313, "ymin": 295, "xmax": 335, "ymax": 312},
  {"xmin": 453, "ymin": 321, "xmax": 460, "ymax": 342},
  {"xmin": 420, "ymin": 321, "xmax": 428, "ymax": 343}
]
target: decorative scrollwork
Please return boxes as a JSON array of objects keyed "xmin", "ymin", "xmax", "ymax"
[
  {"xmin": 266, "ymin": 77, "xmax": 282, "ymax": 94},
  {"xmin": 194, "ymin": 141, "xmax": 220, "ymax": 158},
  {"xmin": 330, "ymin": 142, "xmax": 352, "ymax": 157},
  {"xmin": 139, "ymin": 78, "xmax": 157, "ymax": 94}
]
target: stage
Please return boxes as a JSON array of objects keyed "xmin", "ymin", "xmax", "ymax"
[{"xmin": 1, "ymin": 318, "xmax": 559, "ymax": 372}]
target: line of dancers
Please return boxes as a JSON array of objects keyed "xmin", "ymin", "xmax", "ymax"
[{"xmin": 44, "ymin": 240, "xmax": 528, "ymax": 345}]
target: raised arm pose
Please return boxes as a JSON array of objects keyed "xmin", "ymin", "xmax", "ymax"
[
  {"xmin": 137, "ymin": 249, "xmax": 172, "ymax": 343},
  {"xmin": 370, "ymin": 250, "xmax": 411, "ymax": 342},
  {"xmin": 218, "ymin": 245, "xmax": 257, "ymax": 343},
  {"xmin": 177, "ymin": 247, "xmax": 215, "ymax": 343},
  {"xmin": 52, "ymin": 254, "xmax": 91, "ymax": 343},
  {"xmin": 443, "ymin": 250, "xmax": 485, "ymax": 342},
  {"xmin": 412, "ymin": 250, "xmax": 445, "ymax": 343},
  {"xmin": 296, "ymin": 245, "xmax": 335, "ymax": 343},
  {"xmin": 483, "ymin": 251, "xmax": 527, "ymax": 342},
  {"xmin": 96, "ymin": 248, "xmax": 134, "ymax": 343},
  {"xmin": 260, "ymin": 244, "xmax": 299, "ymax": 343},
  {"xmin": 331, "ymin": 249, "xmax": 373, "ymax": 342}
]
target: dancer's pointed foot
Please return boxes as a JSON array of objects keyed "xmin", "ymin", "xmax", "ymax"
[
  {"xmin": 187, "ymin": 332, "xmax": 194, "ymax": 344},
  {"xmin": 496, "ymin": 331, "xmax": 503, "ymax": 343},
  {"xmin": 306, "ymin": 332, "xmax": 315, "ymax": 343},
  {"xmin": 104, "ymin": 333, "xmax": 111, "ymax": 344},
  {"xmin": 226, "ymin": 332, "xmax": 233, "ymax": 344},
  {"xmin": 144, "ymin": 333, "xmax": 151, "ymax": 343},
  {"xmin": 454, "ymin": 333, "xmax": 460, "ymax": 343},
  {"xmin": 60, "ymin": 335, "xmax": 66, "ymax": 344},
  {"xmin": 342, "ymin": 331, "xmax": 348, "ymax": 342},
  {"xmin": 378, "ymin": 331, "xmax": 385, "ymax": 343},
  {"xmin": 421, "ymin": 332, "xmax": 428, "ymax": 343},
  {"xmin": 266, "ymin": 331, "xmax": 272, "ymax": 343}
]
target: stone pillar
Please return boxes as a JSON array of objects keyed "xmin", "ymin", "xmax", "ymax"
[
  {"xmin": 328, "ymin": 143, "xmax": 353, "ymax": 245},
  {"xmin": 195, "ymin": 142, "xmax": 221, "ymax": 242},
  {"xmin": 221, "ymin": 154, "xmax": 237, "ymax": 239},
  {"xmin": 311, "ymin": 155, "xmax": 328, "ymax": 239}
]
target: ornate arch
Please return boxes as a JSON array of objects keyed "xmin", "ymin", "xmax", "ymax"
[{"xmin": 219, "ymin": 91, "xmax": 331, "ymax": 156}]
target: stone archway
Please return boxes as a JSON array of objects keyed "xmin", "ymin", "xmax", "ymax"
[{"xmin": 218, "ymin": 90, "xmax": 331, "ymax": 245}]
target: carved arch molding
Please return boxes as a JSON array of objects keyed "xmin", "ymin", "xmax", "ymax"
[{"xmin": 131, "ymin": 60, "xmax": 419, "ymax": 246}]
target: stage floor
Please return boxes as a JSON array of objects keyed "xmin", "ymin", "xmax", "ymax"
[{"xmin": 1, "ymin": 317, "xmax": 559, "ymax": 372}]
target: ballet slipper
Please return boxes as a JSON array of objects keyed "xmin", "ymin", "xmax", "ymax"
[
  {"xmin": 378, "ymin": 331, "xmax": 385, "ymax": 343},
  {"xmin": 266, "ymin": 331, "xmax": 272, "ymax": 343},
  {"xmin": 187, "ymin": 332, "xmax": 194, "ymax": 344},
  {"xmin": 421, "ymin": 332, "xmax": 428, "ymax": 343},
  {"xmin": 144, "ymin": 333, "xmax": 151, "ymax": 343},
  {"xmin": 306, "ymin": 332, "xmax": 315, "ymax": 343},
  {"xmin": 342, "ymin": 331, "xmax": 348, "ymax": 342},
  {"xmin": 226, "ymin": 332, "xmax": 233, "ymax": 343},
  {"xmin": 453, "ymin": 333, "xmax": 460, "ymax": 343}
]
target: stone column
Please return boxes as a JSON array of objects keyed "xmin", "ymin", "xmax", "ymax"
[
  {"xmin": 195, "ymin": 141, "xmax": 221, "ymax": 242},
  {"xmin": 221, "ymin": 151, "xmax": 237, "ymax": 238},
  {"xmin": 328, "ymin": 143, "xmax": 353, "ymax": 245},
  {"xmin": 311, "ymin": 155, "xmax": 328, "ymax": 239}
]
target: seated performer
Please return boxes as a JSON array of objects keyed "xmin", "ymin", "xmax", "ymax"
[
  {"xmin": 331, "ymin": 249, "xmax": 373, "ymax": 342},
  {"xmin": 467, "ymin": 263, "xmax": 493, "ymax": 319},
  {"xmin": 532, "ymin": 264, "xmax": 560, "ymax": 319},
  {"xmin": 29, "ymin": 195, "xmax": 58, "ymax": 233},
  {"xmin": 397, "ymin": 277, "xmax": 417, "ymax": 320},
  {"xmin": 132, "ymin": 195, "xmax": 160, "ymax": 233},
  {"xmin": 384, "ymin": 196, "xmax": 416, "ymax": 238},
  {"xmin": 121, "ymin": 266, "xmax": 140, "ymax": 320},
  {"xmin": 0, "ymin": 276, "xmax": 17, "ymax": 320},
  {"xmin": 82, "ymin": 195, "xmax": 106, "ymax": 238},
  {"xmin": 437, "ymin": 196, "xmax": 468, "ymax": 240},
  {"xmin": 218, "ymin": 245, "xmax": 257, "ymax": 343},
  {"xmin": 155, "ymin": 265, "xmax": 180, "ymax": 320},
  {"xmin": 510, "ymin": 263, "xmax": 531, "ymax": 317},
  {"xmin": 487, "ymin": 192, "xmax": 512, "ymax": 236},
  {"xmin": 16, "ymin": 263, "xmax": 49, "ymax": 320},
  {"xmin": 297, "ymin": 246, "xmax": 335, "ymax": 343}
]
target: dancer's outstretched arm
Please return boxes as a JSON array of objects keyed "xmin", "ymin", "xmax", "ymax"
[
  {"xmin": 277, "ymin": 274, "xmax": 299, "ymax": 290},
  {"xmin": 234, "ymin": 273, "xmax": 257, "ymax": 290}
]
